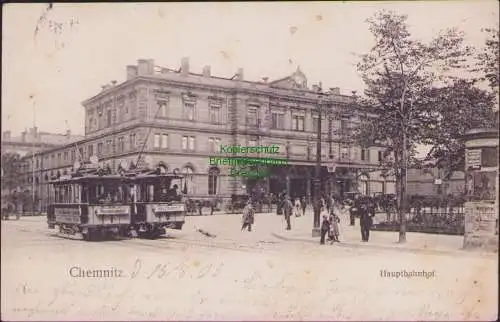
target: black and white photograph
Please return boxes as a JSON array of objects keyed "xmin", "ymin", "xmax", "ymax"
[{"xmin": 1, "ymin": 1, "xmax": 498, "ymax": 321}]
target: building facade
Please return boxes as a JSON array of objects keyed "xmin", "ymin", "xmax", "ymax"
[{"xmin": 19, "ymin": 58, "xmax": 395, "ymax": 211}]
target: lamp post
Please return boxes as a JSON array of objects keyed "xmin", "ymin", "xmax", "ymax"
[{"xmin": 312, "ymin": 89, "xmax": 327, "ymax": 237}]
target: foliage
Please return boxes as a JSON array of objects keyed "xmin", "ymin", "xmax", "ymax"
[
  {"xmin": 474, "ymin": 27, "xmax": 499, "ymax": 94},
  {"xmin": 353, "ymin": 10, "xmax": 475, "ymax": 242},
  {"xmin": 1, "ymin": 153, "xmax": 22, "ymax": 194},
  {"xmin": 421, "ymin": 79, "xmax": 496, "ymax": 175}
]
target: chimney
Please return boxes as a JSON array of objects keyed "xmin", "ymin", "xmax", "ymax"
[
  {"xmin": 312, "ymin": 84, "xmax": 319, "ymax": 92},
  {"xmin": 21, "ymin": 131, "xmax": 27, "ymax": 142},
  {"xmin": 2, "ymin": 131, "xmax": 11, "ymax": 139},
  {"xmin": 33, "ymin": 126, "xmax": 38, "ymax": 140},
  {"xmin": 147, "ymin": 59, "xmax": 155, "ymax": 74},
  {"xmin": 111, "ymin": 80, "xmax": 117, "ymax": 86},
  {"xmin": 137, "ymin": 59, "xmax": 151, "ymax": 76},
  {"xmin": 180, "ymin": 57, "xmax": 190, "ymax": 76},
  {"xmin": 235, "ymin": 68, "xmax": 244, "ymax": 81},
  {"xmin": 202, "ymin": 65, "xmax": 211, "ymax": 77},
  {"xmin": 66, "ymin": 129, "xmax": 71, "ymax": 137},
  {"xmin": 126, "ymin": 65, "xmax": 138, "ymax": 80}
]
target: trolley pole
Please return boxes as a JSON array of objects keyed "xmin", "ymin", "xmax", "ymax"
[
  {"xmin": 312, "ymin": 90, "xmax": 325, "ymax": 237},
  {"xmin": 32, "ymin": 99, "xmax": 36, "ymax": 215}
]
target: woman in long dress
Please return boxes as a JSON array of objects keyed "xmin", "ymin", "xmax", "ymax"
[{"xmin": 294, "ymin": 198, "xmax": 302, "ymax": 217}]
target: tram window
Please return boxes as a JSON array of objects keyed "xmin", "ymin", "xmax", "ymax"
[{"xmin": 81, "ymin": 184, "xmax": 89, "ymax": 203}]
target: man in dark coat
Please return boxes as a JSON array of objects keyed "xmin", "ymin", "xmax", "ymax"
[
  {"xmin": 320, "ymin": 215, "xmax": 330, "ymax": 245},
  {"xmin": 300, "ymin": 196, "xmax": 307, "ymax": 216},
  {"xmin": 283, "ymin": 195, "xmax": 293, "ymax": 230},
  {"xmin": 359, "ymin": 201, "xmax": 375, "ymax": 242}
]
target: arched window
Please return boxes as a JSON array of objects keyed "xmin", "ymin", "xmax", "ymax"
[
  {"xmin": 182, "ymin": 165, "xmax": 195, "ymax": 194},
  {"xmin": 208, "ymin": 167, "xmax": 220, "ymax": 195}
]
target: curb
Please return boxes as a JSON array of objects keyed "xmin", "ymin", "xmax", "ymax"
[{"xmin": 271, "ymin": 232, "xmax": 496, "ymax": 257}]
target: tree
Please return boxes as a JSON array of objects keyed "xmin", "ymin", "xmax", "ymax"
[
  {"xmin": 353, "ymin": 11, "xmax": 474, "ymax": 243},
  {"xmin": 1, "ymin": 152, "xmax": 22, "ymax": 206},
  {"xmin": 474, "ymin": 27, "xmax": 499, "ymax": 94},
  {"xmin": 422, "ymin": 79, "xmax": 496, "ymax": 178}
]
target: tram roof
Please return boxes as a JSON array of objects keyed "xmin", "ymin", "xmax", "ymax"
[
  {"xmin": 130, "ymin": 173, "xmax": 184, "ymax": 180},
  {"xmin": 49, "ymin": 174, "xmax": 132, "ymax": 184}
]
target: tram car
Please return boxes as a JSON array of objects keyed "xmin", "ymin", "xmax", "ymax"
[
  {"xmin": 47, "ymin": 157, "xmax": 133, "ymax": 241},
  {"xmin": 121, "ymin": 158, "xmax": 187, "ymax": 238}
]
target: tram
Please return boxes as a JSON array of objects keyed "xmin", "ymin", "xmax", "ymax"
[
  {"xmin": 123, "ymin": 158, "xmax": 187, "ymax": 238},
  {"xmin": 47, "ymin": 157, "xmax": 133, "ymax": 241}
]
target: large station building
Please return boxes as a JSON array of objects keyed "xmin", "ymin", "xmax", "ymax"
[{"xmin": 18, "ymin": 58, "xmax": 395, "ymax": 212}]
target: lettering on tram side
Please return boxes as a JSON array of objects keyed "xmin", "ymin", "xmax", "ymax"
[
  {"xmin": 54, "ymin": 208, "xmax": 81, "ymax": 224},
  {"xmin": 69, "ymin": 266, "xmax": 124, "ymax": 278},
  {"xmin": 153, "ymin": 204, "xmax": 185, "ymax": 212},
  {"xmin": 94, "ymin": 206, "xmax": 130, "ymax": 216}
]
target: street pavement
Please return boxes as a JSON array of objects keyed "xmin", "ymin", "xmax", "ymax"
[{"xmin": 1, "ymin": 214, "xmax": 498, "ymax": 321}]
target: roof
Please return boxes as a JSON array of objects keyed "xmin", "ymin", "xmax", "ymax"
[{"xmin": 3, "ymin": 131, "xmax": 84, "ymax": 147}]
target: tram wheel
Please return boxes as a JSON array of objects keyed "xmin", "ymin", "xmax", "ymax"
[{"xmin": 82, "ymin": 230, "xmax": 94, "ymax": 241}]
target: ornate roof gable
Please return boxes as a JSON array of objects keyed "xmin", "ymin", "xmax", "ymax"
[{"xmin": 270, "ymin": 66, "xmax": 308, "ymax": 90}]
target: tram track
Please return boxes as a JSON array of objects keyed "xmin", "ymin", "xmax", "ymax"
[{"xmin": 3, "ymin": 220, "xmax": 286, "ymax": 255}]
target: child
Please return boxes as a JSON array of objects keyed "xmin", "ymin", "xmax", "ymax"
[{"xmin": 329, "ymin": 213, "xmax": 341, "ymax": 243}]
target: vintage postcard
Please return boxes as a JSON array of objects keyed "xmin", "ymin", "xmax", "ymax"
[{"xmin": 1, "ymin": 1, "xmax": 498, "ymax": 321}]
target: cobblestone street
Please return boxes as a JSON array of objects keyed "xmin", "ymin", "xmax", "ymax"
[{"xmin": 1, "ymin": 215, "xmax": 497, "ymax": 321}]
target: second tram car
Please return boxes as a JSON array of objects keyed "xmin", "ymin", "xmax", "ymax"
[
  {"xmin": 126, "ymin": 161, "xmax": 186, "ymax": 238},
  {"xmin": 47, "ymin": 159, "xmax": 133, "ymax": 241}
]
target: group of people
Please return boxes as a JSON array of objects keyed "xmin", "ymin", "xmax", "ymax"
[{"xmin": 241, "ymin": 193, "xmax": 377, "ymax": 244}]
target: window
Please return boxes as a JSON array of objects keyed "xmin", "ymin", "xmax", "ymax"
[
  {"xmin": 97, "ymin": 143, "xmax": 103, "ymax": 155},
  {"xmin": 117, "ymin": 137, "xmax": 124, "ymax": 153},
  {"xmin": 208, "ymin": 167, "xmax": 220, "ymax": 195},
  {"xmin": 129, "ymin": 133, "xmax": 136, "ymax": 151},
  {"xmin": 88, "ymin": 117, "xmax": 94, "ymax": 131},
  {"xmin": 293, "ymin": 115, "xmax": 305, "ymax": 131},
  {"xmin": 247, "ymin": 108, "xmax": 258, "ymax": 126},
  {"xmin": 189, "ymin": 136, "xmax": 195, "ymax": 150},
  {"xmin": 106, "ymin": 140, "xmax": 112, "ymax": 154},
  {"xmin": 312, "ymin": 117, "xmax": 319, "ymax": 133},
  {"xmin": 340, "ymin": 119, "xmax": 348, "ymax": 134},
  {"xmin": 107, "ymin": 110, "xmax": 112, "ymax": 127},
  {"xmin": 182, "ymin": 136, "xmax": 195, "ymax": 150},
  {"xmin": 209, "ymin": 105, "xmax": 221, "ymax": 123},
  {"xmin": 154, "ymin": 134, "xmax": 161, "ymax": 148},
  {"xmin": 88, "ymin": 145, "xmax": 94, "ymax": 158},
  {"xmin": 71, "ymin": 150, "xmax": 75, "ymax": 161},
  {"xmin": 63, "ymin": 152, "xmax": 68, "ymax": 161},
  {"xmin": 361, "ymin": 149, "xmax": 369, "ymax": 161},
  {"xmin": 340, "ymin": 146, "xmax": 349, "ymax": 160},
  {"xmin": 182, "ymin": 136, "xmax": 188, "ymax": 150},
  {"xmin": 208, "ymin": 137, "xmax": 221, "ymax": 152},
  {"xmin": 78, "ymin": 148, "xmax": 84, "ymax": 160},
  {"xmin": 157, "ymin": 100, "xmax": 168, "ymax": 118},
  {"xmin": 182, "ymin": 166, "xmax": 195, "ymax": 194},
  {"xmin": 271, "ymin": 112, "xmax": 284, "ymax": 129},
  {"xmin": 184, "ymin": 102, "xmax": 195, "ymax": 121},
  {"xmin": 161, "ymin": 134, "xmax": 168, "ymax": 149}
]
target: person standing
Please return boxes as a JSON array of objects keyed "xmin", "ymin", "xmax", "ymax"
[
  {"xmin": 320, "ymin": 215, "xmax": 330, "ymax": 245},
  {"xmin": 294, "ymin": 198, "xmax": 302, "ymax": 217},
  {"xmin": 241, "ymin": 200, "xmax": 255, "ymax": 232},
  {"xmin": 283, "ymin": 195, "xmax": 293, "ymax": 230},
  {"xmin": 359, "ymin": 201, "xmax": 374, "ymax": 242},
  {"xmin": 301, "ymin": 196, "xmax": 307, "ymax": 216}
]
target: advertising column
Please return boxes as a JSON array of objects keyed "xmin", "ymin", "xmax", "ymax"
[{"xmin": 462, "ymin": 128, "xmax": 498, "ymax": 251}]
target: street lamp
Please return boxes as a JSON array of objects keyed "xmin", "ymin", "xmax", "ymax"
[{"xmin": 312, "ymin": 88, "xmax": 328, "ymax": 237}]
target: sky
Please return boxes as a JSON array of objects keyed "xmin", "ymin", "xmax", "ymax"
[{"xmin": 2, "ymin": 1, "xmax": 499, "ymax": 137}]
